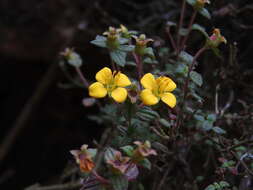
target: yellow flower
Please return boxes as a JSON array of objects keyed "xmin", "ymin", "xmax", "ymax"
[
  {"xmin": 140, "ymin": 73, "xmax": 177, "ymax": 108},
  {"xmin": 89, "ymin": 67, "xmax": 131, "ymax": 103}
]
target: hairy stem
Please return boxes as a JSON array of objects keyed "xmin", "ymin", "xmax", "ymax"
[
  {"xmin": 133, "ymin": 53, "xmax": 143, "ymax": 80},
  {"xmin": 180, "ymin": 10, "xmax": 197, "ymax": 51},
  {"xmin": 166, "ymin": 27, "xmax": 177, "ymax": 52},
  {"xmin": 175, "ymin": 46, "xmax": 206, "ymax": 130},
  {"xmin": 75, "ymin": 67, "xmax": 89, "ymax": 88},
  {"xmin": 177, "ymin": 0, "xmax": 186, "ymax": 54}
]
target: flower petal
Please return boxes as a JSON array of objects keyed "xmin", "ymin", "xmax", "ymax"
[
  {"xmin": 156, "ymin": 76, "xmax": 176, "ymax": 92},
  {"xmin": 88, "ymin": 82, "xmax": 107, "ymax": 98},
  {"xmin": 160, "ymin": 92, "xmax": 176, "ymax": 108},
  {"xmin": 95, "ymin": 67, "xmax": 112, "ymax": 84},
  {"xmin": 111, "ymin": 87, "xmax": 128, "ymax": 103},
  {"xmin": 140, "ymin": 89, "xmax": 159, "ymax": 105},
  {"xmin": 140, "ymin": 73, "xmax": 157, "ymax": 90},
  {"xmin": 114, "ymin": 72, "xmax": 131, "ymax": 87}
]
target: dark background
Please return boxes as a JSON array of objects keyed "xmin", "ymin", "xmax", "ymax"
[{"xmin": 0, "ymin": 0, "xmax": 252, "ymax": 189}]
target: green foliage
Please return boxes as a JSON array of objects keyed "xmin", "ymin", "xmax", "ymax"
[
  {"xmin": 111, "ymin": 175, "xmax": 129, "ymax": 190},
  {"xmin": 199, "ymin": 7, "xmax": 211, "ymax": 19},
  {"xmin": 139, "ymin": 158, "xmax": 152, "ymax": 170},
  {"xmin": 205, "ymin": 181, "xmax": 230, "ymax": 190},
  {"xmin": 192, "ymin": 24, "xmax": 209, "ymax": 38},
  {"xmin": 190, "ymin": 71, "xmax": 203, "ymax": 87},
  {"xmin": 61, "ymin": 1, "xmax": 243, "ymax": 190},
  {"xmin": 110, "ymin": 50, "xmax": 127, "ymax": 66},
  {"xmin": 90, "ymin": 35, "xmax": 107, "ymax": 48}
]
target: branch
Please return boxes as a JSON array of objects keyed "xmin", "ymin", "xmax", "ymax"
[{"xmin": 25, "ymin": 182, "xmax": 82, "ymax": 190}]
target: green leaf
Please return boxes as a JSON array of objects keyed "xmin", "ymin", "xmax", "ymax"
[
  {"xmin": 199, "ymin": 8, "xmax": 211, "ymax": 19},
  {"xmin": 186, "ymin": 0, "xmax": 195, "ymax": 6},
  {"xmin": 139, "ymin": 158, "xmax": 151, "ymax": 170},
  {"xmin": 90, "ymin": 35, "xmax": 107, "ymax": 48},
  {"xmin": 118, "ymin": 45, "xmax": 135, "ymax": 52},
  {"xmin": 125, "ymin": 61, "xmax": 136, "ymax": 66},
  {"xmin": 120, "ymin": 145, "xmax": 134, "ymax": 157},
  {"xmin": 191, "ymin": 92, "xmax": 203, "ymax": 102},
  {"xmin": 128, "ymin": 30, "xmax": 138, "ymax": 35},
  {"xmin": 219, "ymin": 181, "xmax": 230, "ymax": 188},
  {"xmin": 104, "ymin": 148, "xmax": 118, "ymax": 162},
  {"xmin": 194, "ymin": 114, "xmax": 205, "ymax": 122},
  {"xmin": 139, "ymin": 107, "xmax": 160, "ymax": 118},
  {"xmin": 111, "ymin": 175, "xmax": 128, "ymax": 190},
  {"xmin": 159, "ymin": 118, "xmax": 171, "ymax": 128},
  {"xmin": 175, "ymin": 64, "xmax": 188, "ymax": 75},
  {"xmin": 67, "ymin": 52, "xmax": 82, "ymax": 67},
  {"xmin": 144, "ymin": 47, "xmax": 155, "ymax": 59},
  {"xmin": 143, "ymin": 57, "xmax": 158, "ymax": 64},
  {"xmin": 213, "ymin": 182, "xmax": 221, "ymax": 189},
  {"xmin": 192, "ymin": 24, "xmax": 209, "ymax": 38},
  {"xmin": 207, "ymin": 114, "xmax": 216, "ymax": 122},
  {"xmin": 190, "ymin": 71, "xmax": 203, "ymax": 87},
  {"xmin": 152, "ymin": 142, "xmax": 169, "ymax": 154},
  {"xmin": 202, "ymin": 120, "xmax": 213, "ymax": 131},
  {"xmin": 179, "ymin": 51, "xmax": 194, "ymax": 65},
  {"xmin": 166, "ymin": 21, "xmax": 177, "ymax": 27},
  {"xmin": 212, "ymin": 127, "xmax": 226, "ymax": 134},
  {"xmin": 205, "ymin": 184, "xmax": 215, "ymax": 190},
  {"xmin": 110, "ymin": 50, "xmax": 127, "ymax": 67},
  {"xmin": 118, "ymin": 37, "xmax": 129, "ymax": 44},
  {"xmin": 196, "ymin": 176, "xmax": 204, "ymax": 182},
  {"xmin": 222, "ymin": 160, "xmax": 235, "ymax": 168},
  {"xmin": 137, "ymin": 112, "xmax": 156, "ymax": 121},
  {"xmin": 211, "ymin": 47, "xmax": 222, "ymax": 58},
  {"xmin": 87, "ymin": 148, "xmax": 97, "ymax": 158},
  {"xmin": 158, "ymin": 47, "xmax": 169, "ymax": 57},
  {"xmin": 179, "ymin": 28, "xmax": 189, "ymax": 36}
]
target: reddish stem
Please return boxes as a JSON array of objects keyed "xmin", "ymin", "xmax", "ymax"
[
  {"xmin": 176, "ymin": 0, "xmax": 186, "ymax": 54},
  {"xmin": 75, "ymin": 67, "xmax": 89, "ymax": 88},
  {"xmin": 180, "ymin": 10, "xmax": 197, "ymax": 51},
  {"xmin": 166, "ymin": 27, "xmax": 177, "ymax": 52},
  {"xmin": 175, "ymin": 46, "xmax": 207, "ymax": 130},
  {"xmin": 92, "ymin": 171, "xmax": 109, "ymax": 184},
  {"xmin": 133, "ymin": 53, "xmax": 142, "ymax": 80}
]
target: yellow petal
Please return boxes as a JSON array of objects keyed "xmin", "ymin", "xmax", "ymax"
[
  {"xmin": 140, "ymin": 89, "xmax": 159, "ymax": 105},
  {"xmin": 95, "ymin": 67, "xmax": 112, "ymax": 85},
  {"xmin": 160, "ymin": 92, "xmax": 176, "ymax": 108},
  {"xmin": 114, "ymin": 72, "xmax": 131, "ymax": 87},
  {"xmin": 111, "ymin": 87, "xmax": 128, "ymax": 103},
  {"xmin": 140, "ymin": 73, "xmax": 157, "ymax": 90},
  {"xmin": 157, "ymin": 76, "xmax": 176, "ymax": 92},
  {"xmin": 88, "ymin": 82, "xmax": 107, "ymax": 98}
]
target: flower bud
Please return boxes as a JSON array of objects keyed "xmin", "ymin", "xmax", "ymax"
[
  {"xmin": 132, "ymin": 141, "xmax": 157, "ymax": 162},
  {"xmin": 103, "ymin": 26, "xmax": 120, "ymax": 49},
  {"xmin": 133, "ymin": 34, "xmax": 153, "ymax": 55},
  {"xmin": 70, "ymin": 144, "xmax": 96, "ymax": 173},
  {"xmin": 206, "ymin": 28, "xmax": 227, "ymax": 48},
  {"xmin": 195, "ymin": 0, "xmax": 210, "ymax": 10}
]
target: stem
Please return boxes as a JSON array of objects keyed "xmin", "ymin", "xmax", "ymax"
[
  {"xmin": 166, "ymin": 27, "xmax": 177, "ymax": 52},
  {"xmin": 180, "ymin": 10, "xmax": 197, "ymax": 51},
  {"xmin": 133, "ymin": 53, "xmax": 142, "ymax": 80},
  {"xmin": 175, "ymin": 46, "xmax": 206, "ymax": 130},
  {"xmin": 25, "ymin": 182, "xmax": 82, "ymax": 190},
  {"xmin": 92, "ymin": 171, "xmax": 109, "ymax": 184},
  {"xmin": 75, "ymin": 67, "xmax": 89, "ymax": 88},
  {"xmin": 176, "ymin": 0, "xmax": 186, "ymax": 54},
  {"xmin": 182, "ymin": 47, "xmax": 206, "ymax": 107}
]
